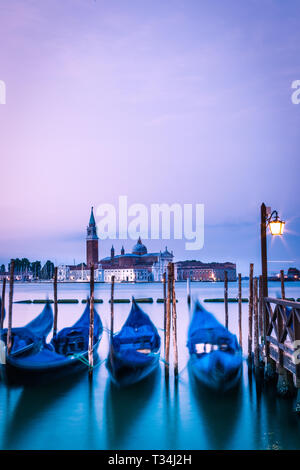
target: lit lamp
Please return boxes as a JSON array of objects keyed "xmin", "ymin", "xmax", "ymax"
[
  {"xmin": 261, "ymin": 203, "xmax": 285, "ymax": 299},
  {"xmin": 267, "ymin": 210, "xmax": 285, "ymax": 236}
]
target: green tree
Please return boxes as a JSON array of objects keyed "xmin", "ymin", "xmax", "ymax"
[
  {"xmin": 31, "ymin": 261, "xmax": 41, "ymax": 279},
  {"xmin": 21, "ymin": 258, "xmax": 30, "ymax": 274},
  {"xmin": 40, "ymin": 260, "xmax": 55, "ymax": 280}
]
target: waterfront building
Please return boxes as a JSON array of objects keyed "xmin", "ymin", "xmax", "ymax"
[
  {"xmin": 58, "ymin": 263, "xmax": 103, "ymax": 281},
  {"xmin": 175, "ymin": 260, "xmax": 237, "ymax": 281},
  {"xmin": 102, "ymin": 267, "xmax": 150, "ymax": 283},
  {"xmin": 57, "ymin": 265, "xmax": 70, "ymax": 281},
  {"xmin": 99, "ymin": 237, "xmax": 174, "ymax": 283},
  {"xmin": 287, "ymin": 267, "xmax": 300, "ymax": 280},
  {"xmin": 0, "ymin": 272, "xmax": 26, "ymax": 281}
]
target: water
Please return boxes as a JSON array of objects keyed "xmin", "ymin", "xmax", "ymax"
[{"xmin": 0, "ymin": 281, "xmax": 299, "ymax": 450}]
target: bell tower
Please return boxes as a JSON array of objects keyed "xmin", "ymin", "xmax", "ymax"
[{"xmin": 86, "ymin": 207, "xmax": 99, "ymax": 268}]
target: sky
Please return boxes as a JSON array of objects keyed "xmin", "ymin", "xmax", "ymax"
[{"xmin": 0, "ymin": 0, "xmax": 299, "ymax": 275}]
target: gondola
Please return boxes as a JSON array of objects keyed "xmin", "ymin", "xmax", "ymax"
[
  {"xmin": 187, "ymin": 301, "xmax": 242, "ymax": 392},
  {"xmin": 2, "ymin": 302, "xmax": 103, "ymax": 385},
  {"xmin": 107, "ymin": 298, "xmax": 161, "ymax": 387},
  {"xmin": 0, "ymin": 301, "xmax": 53, "ymax": 359}
]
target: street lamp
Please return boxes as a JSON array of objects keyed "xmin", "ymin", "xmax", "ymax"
[
  {"xmin": 268, "ymin": 210, "xmax": 285, "ymax": 236},
  {"xmin": 260, "ymin": 203, "xmax": 285, "ymax": 298}
]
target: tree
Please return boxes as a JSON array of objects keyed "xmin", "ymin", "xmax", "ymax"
[
  {"xmin": 31, "ymin": 261, "xmax": 41, "ymax": 279},
  {"xmin": 40, "ymin": 260, "xmax": 55, "ymax": 280},
  {"xmin": 21, "ymin": 258, "xmax": 30, "ymax": 274}
]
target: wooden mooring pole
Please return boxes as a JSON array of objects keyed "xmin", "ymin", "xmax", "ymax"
[
  {"xmin": 88, "ymin": 264, "xmax": 95, "ymax": 377},
  {"xmin": 224, "ymin": 270, "xmax": 228, "ymax": 328},
  {"xmin": 248, "ymin": 263, "xmax": 254, "ymax": 363},
  {"xmin": 187, "ymin": 277, "xmax": 191, "ymax": 307},
  {"xmin": 163, "ymin": 272, "xmax": 167, "ymax": 352},
  {"xmin": 253, "ymin": 278, "xmax": 260, "ymax": 369},
  {"xmin": 260, "ymin": 203, "xmax": 276, "ymax": 380},
  {"xmin": 7, "ymin": 260, "xmax": 15, "ymax": 355},
  {"xmin": 238, "ymin": 273, "xmax": 242, "ymax": 349},
  {"xmin": 280, "ymin": 270, "xmax": 285, "ymax": 300},
  {"xmin": 260, "ymin": 203, "xmax": 268, "ymax": 298},
  {"xmin": 171, "ymin": 264, "xmax": 178, "ymax": 379},
  {"xmin": 0, "ymin": 278, "xmax": 6, "ymax": 329},
  {"xmin": 110, "ymin": 275, "xmax": 115, "ymax": 339},
  {"xmin": 165, "ymin": 262, "xmax": 172, "ymax": 379},
  {"xmin": 53, "ymin": 267, "xmax": 58, "ymax": 337},
  {"xmin": 258, "ymin": 275, "xmax": 263, "ymax": 342}
]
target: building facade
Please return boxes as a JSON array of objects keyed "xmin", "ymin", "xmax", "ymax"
[
  {"xmin": 175, "ymin": 261, "xmax": 237, "ymax": 281},
  {"xmin": 287, "ymin": 267, "xmax": 300, "ymax": 280},
  {"xmin": 99, "ymin": 238, "xmax": 174, "ymax": 283},
  {"xmin": 58, "ymin": 264, "xmax": 103, "ymax": 282}
]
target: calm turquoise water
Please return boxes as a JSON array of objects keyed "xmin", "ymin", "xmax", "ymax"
[{"xmin": 0, "ymin": 281, "xmax": 299, "ymax": 450}]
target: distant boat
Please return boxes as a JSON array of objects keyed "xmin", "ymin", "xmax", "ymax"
[
  {"xmin": 0, "ymin": 301, "xmax": 53, "ymax": 361},
  {"xmin": 107, "ymin": 298, "xmax": 161, "ymax": 387},
  {"xmin": 2, "ymin": 302, "xmax": 103, "ymax": 385},
  {"xmin": 187, "ymin": 301, "xmax": 242, "ymax": 392}
]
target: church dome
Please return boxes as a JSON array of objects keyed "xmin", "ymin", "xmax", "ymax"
[{"xmin": 132, "ymin": 237, "xmax": 147, "ymax": 255}]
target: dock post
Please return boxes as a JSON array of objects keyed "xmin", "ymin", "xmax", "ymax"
[
  {"xmin": 110, "ymin": 275, "xmax": 115, "ymax": 339},
  {"xmin": 53, "ymin": 267, "xmax": 58, "ymax": 337},
  {"xmin": 7, "ymin": 260, "xmax": 15, "ymax": 355},
  {"xmin": 263, "ymin": 298, "xmax": 277, "ymax": 382},
  {"xmin": 280, "ymin": 270, "xmax": 285, "ymax": 300},
  {"xmin": 224, "ymin": 271, "xmax": 228, "ymax": 329},
  {"xmin": 277, "ymin": 367, "xmax": 294, "ymax": 398},
  {"xmin": 88, "ymin": 264, "xmax": 95, "ymax": 378},
  {"xmin": 264, "ymin": 357, "xmax": 277, "ymax": 382},
  {"xmin": 258, "ymin": 275, "xmax": 263, "ymax": 341},
  {"xmin": 163, "ymin": 272, "xmax": 167, "ymax": 352},
  {"xmin": 293, "ymin": 316, "xmax": 300, "ymax": 412},
  {"xmin": 187, "ymin": 277, "xmax": 191, "ymax": 307},
  {"xmin": 248, "ymin": 264, "xmax": 254, "ymax": 364},
  {"xmin": 258, "ymin": 275, "xmax": 265, "ymax": 371},
  {"xmin": 253, "ymin": 278, "xmax": 260, "ymax": 371},
  {"xmin": 276, "ymin": 278, "xmax": 294, "ymax": 397},
  {"xmin": 0, "ymin": 278, "xmax": 6, "ymax": 329},
  {"xmin": 165, "ymin": 262, "xmax": 172, "ymax": 380},
  {"xmin": 238, "ymin": 273, "xmax": 242, "ymax": 349},
  {"xmin": 171, "ymin": 264, "xmax": 178, "ymax": 379}
]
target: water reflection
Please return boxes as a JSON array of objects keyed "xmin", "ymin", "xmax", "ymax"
[
  {"xmin": 260, "ymin": 382, "xmax": 300, "ymax": 450},
  {"xmin": 188, "ymin": 361, "xmax": 242, "ymax": 449},
  {"xmin": 2, "ymin": 371, "xmax": 90, "ymax": 449},
  {"xmin": 104, "ymin": 367, "xmax": 159, "ymax": 449}
]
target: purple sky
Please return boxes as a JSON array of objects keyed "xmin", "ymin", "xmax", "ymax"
[{"xmin": 0, "ymin": 0, "xmax": 299, "ymax": 275}]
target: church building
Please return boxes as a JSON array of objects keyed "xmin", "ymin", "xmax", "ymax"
[{"xmin": 98, "ymin": 237, "xmax": 174, "ymax": 282}]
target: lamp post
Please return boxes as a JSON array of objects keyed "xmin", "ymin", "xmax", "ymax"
[
  {"xmin": 260, "ymin": 203, "xmax": 285, "ymax": 381},
  {"xmin": 260, "ymin": 203, "xmax": 285, "ymax": 298}
]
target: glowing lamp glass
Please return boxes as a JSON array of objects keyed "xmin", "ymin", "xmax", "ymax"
[{"xmin": 269, "ymin": 220, "xmax": 285, "ymax": 236}]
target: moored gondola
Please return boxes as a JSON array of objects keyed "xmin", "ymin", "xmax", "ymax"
[
  {"xmin": 107, "ymin": 298, "xmax": 161, "ymax": 387},
  {"xmin": 187, "ymin": 301, "xmax": 242, "ymax": 392},
  {"xmin": 2, "ymin": 302, "xmax": 103, "ymax": 385},
  {"xmin": 0, "ymin": 301, "xmax": 53, "ymax": 360}
]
